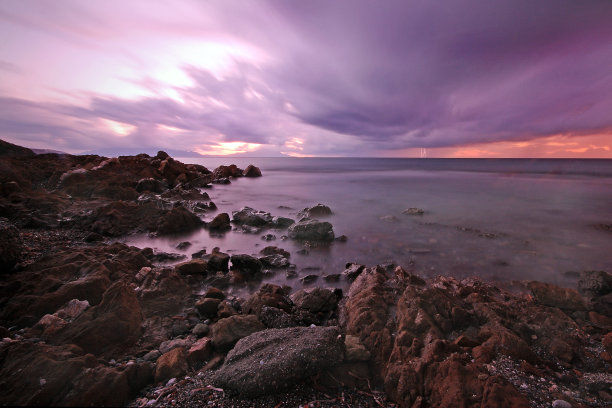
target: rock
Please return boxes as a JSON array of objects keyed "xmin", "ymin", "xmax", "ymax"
[
  {"xmin": 300, "ymin": 274, "xmax": 319, "ymax": 284},
  {"xmin": 212, "ymin": 177, "xmax": 230, "ymax": 184},
  {"xmin": 208, "ymin": 213, "xmax": 231, "ymax": 231},
  {"xmin": 217, "ymin": 300, "xmax": 237, "ymax": 318},
  {"xmin": 0, "ymin": 217, "xmax": 22, "ymax": 271},
  {"xmin": 259, "ymin": 254, "xmax": 291, "ymax": 269},
  {"xmin": 259, "ymin": 246, "xmax": 290, "ymax": 258},
  {"xmin": 578, "ymin": 270, "xmax": 612, "ymax": 298},
  {"xmin": 159, "ymin": 338, "xmax": 193, "ymax": 354},
  {"xmin": 187, "ymin": 337, "xmax": 213, "ymax": 366},
  {"xmin": 297, "ymin": 204, "xmax": 333, "ymax": 219},
  {"xmin": 51, "ymin": 281, "xmax": 143, "ymax": 356},
  {"xmin": 55, "ymin": 299, "xmax": 90, "ymax": 321},
  {"xmin": 259, "ymin": 306, "xmax": 297, "ymax": 329},
  {"xmin": 212, "ymin": 164, "xmax": 243, "ymax": 180},
  {"xmin": 156, "ymin": 150, "xmax": 170, "ymax": 160},
  {"xmin": 291, "ymin": 287, "xmax": 341, "ymax": 314},
  {"xmin": 272, "ymin": 216, "xmax": 295, "ymax": 228},
  {"xmin": 603, "ymin": 332, "xmax": 612, "ymax": 353},
  {"xmin": 174, "ymin": 259, "xmax": 208, "ymax": 276},
  {"xmin": 552, "ymin": 400, "xmax": 572, "ymax": 408},
  {"xmin": 288, "ymin": 219, "xmax": 334, "ymax": 241},
  {"xmin": 212, "ymin": 326, "xmax": 344, "ymax": 396},
  {"xmin": 242, "ymin": 164, "xmax": 262, "ymax": 177},
  {"xmin": 191, "ymin": 248, "xmax": 207, "ymax": 259},
  {"xmin": 243, "ymin": 284, "xmax": 293, "ymax": 316},
  {"xmin": 204, "ymin": 287, "xmax": 226, "ymax": 300},
  {"xmin": 136, "ymin": 178, "xmax": 164, "ymax": 193},
  {"xmin": 323, "ymin": 274, "xmax": 342, "ymax": 282},
  {"xmin": 261, "ymin": 233, "xmax": 276, "ymax": 241},
  {"xmin": 342, "ymin": 263, "xmax": 365, "ymax": 282},
  {"xmin": 154, "ymin": 347, "xmax": 188, "ymax": 383},
  {"xmin": 205, "ymin": 250, "xmax": 230, "ymax": 272},
  {"xmin": 176, "ymin": 241, "xmax": 191, "ymax": 250},
  {"xmin": 156, "ymin": 206, "xmax": 204, "ymax": 235},
  {"xmin": 230, "ymin": 254, "xmax": 263, "ymax": 280},
  {"xmin": 143, "ymin": 349, "xmax": 162, "ymax": 362},
  {"xmin": 232, "ymin": 207, "xmax": 273, "ymax": 227},
  {"xmin": 527, "ymin": 281, "xmax": 586, "ymax": 310},
  {"xmin": 192, "ymin": 323, "xmax": 209, "ymax": 337},
  {"xmin": 84, "ymin": 232, "xmax": 104, "ymax": 242},
  {"xmin": 212, "ymin": 315, "xmax": 265, "ymax": 351},
  {"xmin": 402, "ymin": 207, "xmax": 425, "ymax": 215},
  {"xmin": 345, "ymin": 335, "xmax": 371, "ymax": 362},
  {"xmin": 195, "ymin": 297, "xmax": 221, "ymax": 318}
]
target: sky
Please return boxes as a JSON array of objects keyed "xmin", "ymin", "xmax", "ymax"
[{"xmin": 1, "ymin": 0, "xmax": 611, "ymax": 158}]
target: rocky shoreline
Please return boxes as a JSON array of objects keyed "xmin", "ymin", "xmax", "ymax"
[{"xmin": 0, "ymin": 140, "xmax": 610, "ymax": 407}]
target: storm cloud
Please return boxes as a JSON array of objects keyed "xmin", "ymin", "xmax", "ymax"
[{"xmin": 0, "ymin": 0, "xmax": 611, "ymax": 156}]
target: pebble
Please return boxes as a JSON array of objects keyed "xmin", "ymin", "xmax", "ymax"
[{"xmin": 552, "ymin": 400, "xmax": 572, "ymax": 408}]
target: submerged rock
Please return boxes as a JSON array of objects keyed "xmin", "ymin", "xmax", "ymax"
[
  {"xmin": 213, "ymin": 326, "xmax": 344, "ymax": 396},
  {"xmin": 402, "ymin": 207, "xmax": 425, "ymax": 215}
]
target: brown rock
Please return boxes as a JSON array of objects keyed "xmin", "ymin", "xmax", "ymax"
[
  {"xmin": 208, "ymin": 212, "xmax": 231, "ymax": 231},
  {"xmin": 154, "ymin": 347, "xmax": 188, "ymax": 383},
  {"xmin": 175, "ymin": 259, "xmax": 208, "ymax": 276},
  {"xmin": 527, "ymin": 281, "xmax": 586, "ymax": 310},
  {"xmin": 205, "ymin": 287, "xmax": 226, "ymax": 300},
  {"xmin": 242, "ymin": 164, "xmax": 262, "ymax": 177},
  {"xmin": 212, "ymin": 315, "xmax": 265, "ymax": 351},
  {"xmin": 242, "ymin": 284, "xmax": 292, "ymax": 316},
  {"xmin": 603, "ymin": 332, "xmax": 612, "ymax": 353},
  {"xmin": 195, "ymin": 297, "xmax": 221, "ymax": 318},
  {"xmin": 52, "ymin": 281, "xmax": 143, "ymax": 356},
  {"xmin": 187, "ymin": 337, "xmax": 213, "ymax": 366}
]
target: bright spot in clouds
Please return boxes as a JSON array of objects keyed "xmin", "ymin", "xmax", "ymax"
[
  {"xmin": 195, "ymin": 141, "xmax": 262, "ymax": 156},
  {"xmin": 101, "ymin": 119, "xmax": 136, "ymax": 137}
]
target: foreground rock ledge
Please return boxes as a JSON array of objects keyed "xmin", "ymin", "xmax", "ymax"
[{"xmin": 212, "ymin": 326, "xmax": 344, "ymax": 397}]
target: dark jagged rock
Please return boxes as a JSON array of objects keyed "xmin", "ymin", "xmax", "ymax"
[
  {"xmin": 242, "ymin": 284, "xmax": 293, "ymax": 317},
  {"xmin": 230, "ymin": 254, "xmax": 263, "ymax": 281},
  {"xmin": 212, "ymin": 326, "xmax": 344, "ymax": 396},
  {"xmin": 232, "ymin": 206, "xmax": 273, "ymax": 226},
  {"xmin": 174, "ymin": 259, "xmax": 208, "ymax": 276}
]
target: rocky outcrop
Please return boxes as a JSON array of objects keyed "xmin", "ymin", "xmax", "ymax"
[
  {"xmin": 208, "ymin": 212, "xmax": 231, "ymax": 231},
  {"xmin": 213, "ymin": 326, "xmax": 344, "ymax": 396},
  {"xmin": 343, "ymin": 265, "xmax": 609, "ymax": 408}
]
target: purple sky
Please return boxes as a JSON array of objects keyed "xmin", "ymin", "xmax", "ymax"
[{"xmin": 1, "ymin": 0, "xmax": 611, "ymax": 157}]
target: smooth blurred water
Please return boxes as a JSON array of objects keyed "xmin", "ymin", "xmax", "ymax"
[{"xmin": 124, "ymin": 158, "xmax": 612, "ymax": 293}]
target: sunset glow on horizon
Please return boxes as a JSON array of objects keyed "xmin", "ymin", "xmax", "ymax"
[{"xmin": 1, "ymin": 0, "xmax": 611, "ymax": 158}]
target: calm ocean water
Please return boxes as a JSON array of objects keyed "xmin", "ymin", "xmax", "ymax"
[{"xmin": 125, "ymin": 158, "xmax": 612, "ymax": 293}]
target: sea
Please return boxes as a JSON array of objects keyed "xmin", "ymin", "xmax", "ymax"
[{"xmin": 124, "ymin": 158, "xmax": 612, "ymax": 294}]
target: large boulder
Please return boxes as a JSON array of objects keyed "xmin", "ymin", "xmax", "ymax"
[
  {"xmin": 291, "ymin": 287, "xmax": 341, "ymax": 314},
  {"xmin": 156, "ymin": 206, "xmax": 204, "ymax": 235},
  {"xmin": 242, "ymin": 284, "xmax": 293, "ymax": 317},
  {"xmin": 211, "ymin": 315, "xmax": 265, "ymax": 351},
  {"xmin": 288, "ymin": 219, "xmax": 334, "ymax": 241},
  {"xmin": 174, "ymin": 259, "xmax": 208, "ymax": 276},
  {"xmin": 242, "ymin": 164, "xmax": 262, "ymax": 177},
  {"xmin": 212, "ymin": 326, "xmax": 344, "ymax": 396},
  {"xmin": 0, "ymin": 217, "xmax": 22, "ymax": 271}
]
